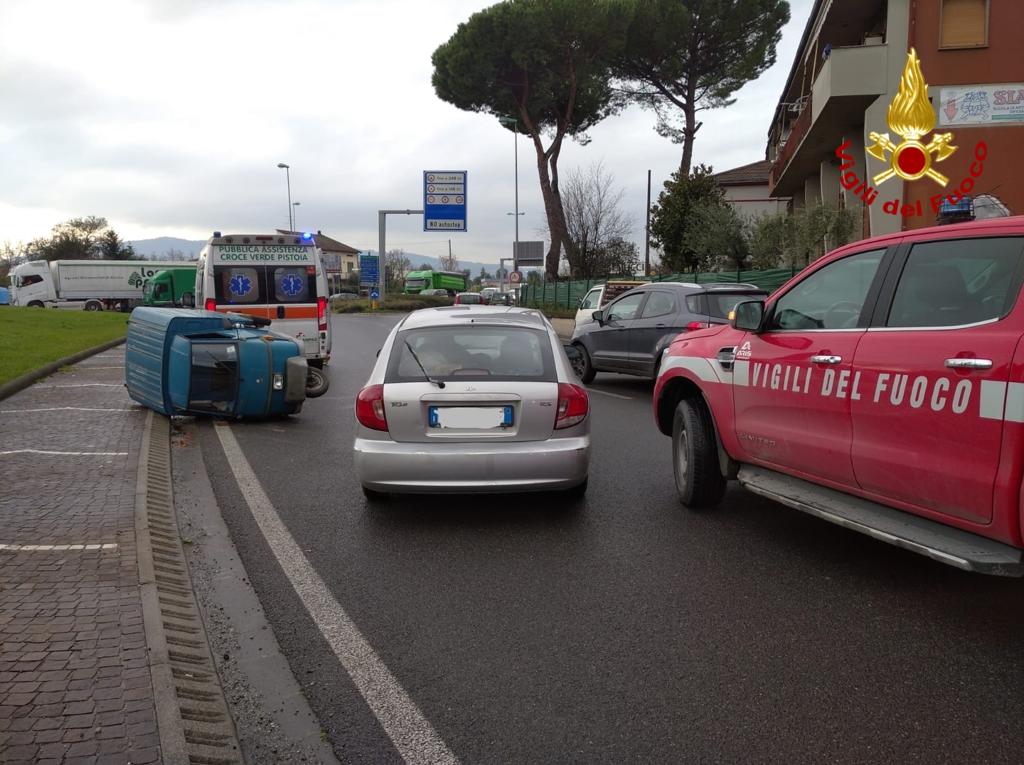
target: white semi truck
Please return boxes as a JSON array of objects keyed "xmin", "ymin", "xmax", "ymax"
[{"xmin": 10, "ymin": 259, "xmax": 188, "ymax": 311}]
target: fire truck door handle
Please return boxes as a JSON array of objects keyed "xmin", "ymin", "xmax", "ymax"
[
  {"xmin": 810, "ymin": 355, "xmax": 842, "ymax": 364},
  {"xmin": 945, "ymin": 358, "xmax": 992, "ymax": 369}
]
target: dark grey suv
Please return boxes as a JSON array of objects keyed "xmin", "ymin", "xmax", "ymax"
[{"xmin": 569, "ymin": 282, "xmax": 767, "ymax": 382}]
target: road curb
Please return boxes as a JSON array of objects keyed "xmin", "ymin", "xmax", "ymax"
[
  {"xmin": 136, "ymin": 411, "xmax": 243, "ymax": 764},
  {"xmin": 0, "ymin": 335, "xmax": 126, "ymax": 401}
]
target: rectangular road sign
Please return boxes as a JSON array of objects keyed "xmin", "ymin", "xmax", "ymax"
[
  {"xmin": 514, "ymin": 241, "xmax": 545, "ymax": 266},
  {"xmin": 359, "ymin": 253, "xmax": 379, "ymax": 285},
  {"xmin": 424, "ymin": 170, "xmax": 467, "ymax": 232}
]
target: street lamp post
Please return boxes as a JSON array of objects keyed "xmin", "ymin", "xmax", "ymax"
[
  {"xmin": 498, "ymin": 117, "xmax": 520, "ymax": 272},
  {"xmin": 292, "ymin": 201, "xmax": 301, "ymax": 232},
  {"xmin": 276, "ymin": 162, "xmax": 293, "ymax": 231}
]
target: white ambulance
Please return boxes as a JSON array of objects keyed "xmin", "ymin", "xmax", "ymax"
[{"xmin": 196, "ymin": 232, "xmax": 332, "ymax": 386}]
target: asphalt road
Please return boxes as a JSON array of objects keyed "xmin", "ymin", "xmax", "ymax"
[{"xmin": 196, "ymin": 312, "xmax": 1024, "ymax": 763}]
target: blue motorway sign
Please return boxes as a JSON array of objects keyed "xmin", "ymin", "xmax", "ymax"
[
  {"xmin": 359, "ymin": 253, "xmax": 379, "ymax": 286},
  {"xmin": 424, "ymin": 171, "xmax": 467, "ymax": 232}
]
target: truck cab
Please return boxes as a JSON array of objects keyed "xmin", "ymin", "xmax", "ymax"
[
  {"xmin": 10, "ymin": 261, "xmax": 55, "ymax": 307},
  {"xmin": 653, "ymin": 217, "xmax": 1024, "ymax": 575},
  {"xmin": 143, "ymin": 268, "xmax": 197, "ymax": 308}
]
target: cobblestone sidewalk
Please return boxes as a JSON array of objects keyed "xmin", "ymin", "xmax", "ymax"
[{"xmin": 0, "ymin": 345, "xmax": 162, "ymax": 764}]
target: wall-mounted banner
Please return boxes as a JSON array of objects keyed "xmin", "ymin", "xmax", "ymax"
[{"xmin": 939, "ymin": 84, "xmax": 1024, "ymax": 127}]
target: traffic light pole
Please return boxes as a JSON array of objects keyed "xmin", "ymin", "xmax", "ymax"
[{"xmin": 377, "ymin": 209, "xmax": 423, "ymax": 303}]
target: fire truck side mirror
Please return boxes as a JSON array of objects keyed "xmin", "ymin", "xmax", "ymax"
[{"xmin": 732, "ymin": 300, "xmax": 766, "ymax": 332}]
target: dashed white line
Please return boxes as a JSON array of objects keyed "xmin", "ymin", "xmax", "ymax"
[
  {"xmin": 0, "ymin": 543, "xmax": 117, "ymax": 552},
  {"xmin": 214, "ymin": 423, "xmax": 458, "ymax": 765},
  {"xmin": 33, "ymin": 383, "xmax": 122, "ymax": 388},
  {"xmin": 585, "ymin": 387, "xmax": 633, "ymax": 400},
  {"xmin": 0, "ymin": 407, "xmax": 131, "ymax": 414},
  {"xmin": 0, "ymin": 449, "xmax": 127, "ymax": 457}
]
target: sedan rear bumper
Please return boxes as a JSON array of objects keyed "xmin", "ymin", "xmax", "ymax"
[{"xmin": 354, "ymin": 435, "xmax": 590, "ymax": 494}]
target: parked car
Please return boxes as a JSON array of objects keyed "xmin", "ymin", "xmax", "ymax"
[
  {"xmin": 419, "ymin": 288, "xmax": 451, "ymax": 297},
  {"xmin": 330, "ymin": 291, "xmax": 359, "ymax": 301},
  {"xmin": 654, "ymin": 216, "xmax": 1024, "ymax": 575},
  {"xmin": 354, "ymin": 306, "xmax": 590, "ymax": 501},
  {"xmin": 454, "ymin": 292, "xmax": 483, "ymax": 305},
  {"xmin": 480, "ymin": 287, "xmax": 501, "ymax": 304},
  {"xmin": 574, "ymin": 280, "xmax": 650, "ymax": 329},
  {"xmin": 570, "ymin": 282, "xmax": 766, "ymax": 382},
  {"xmin": 488, "ymin": 292, "xmax": 513, "ymax": 306}
]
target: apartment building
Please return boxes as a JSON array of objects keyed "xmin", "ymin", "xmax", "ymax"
[{"xmin": 767, "ymin": 0, "xmax": 1024, "ymax": 237}]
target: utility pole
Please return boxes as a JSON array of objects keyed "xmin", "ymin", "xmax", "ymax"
[{"xmin": 645, "ymin": 169, "xmax": 652, "ymax": 276}]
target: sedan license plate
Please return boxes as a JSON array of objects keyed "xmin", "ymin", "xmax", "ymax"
[{"xmin": 428, "ymin": 406, "xmax": 514, "ymax": 429}]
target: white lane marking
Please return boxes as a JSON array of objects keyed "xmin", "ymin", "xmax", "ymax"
[
  {"xmin": 585, "ymin": 387, "xmax": 633, "ymax": 400},
  {"xmin": 0, "ymin": 449, "xmax": 127, "ymax": 457},
  {"xmin": 0, "ymin": 543, "xmax": 117, "ymax": 552},
  {"xmin": 214, "ymin": 424, "xmax": 458, "ymax": 765},
  {"xmin": 33, "ymin": 383, "xmax": 122, "ymax": 388},
  {"xmin": 0, "ymin": 407, "xmax": 131, "ymax": 414}
]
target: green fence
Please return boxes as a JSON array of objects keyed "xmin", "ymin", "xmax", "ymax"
[{"xmin": 518, "ymin": 267, "xmax": 800, "ymax": 309}]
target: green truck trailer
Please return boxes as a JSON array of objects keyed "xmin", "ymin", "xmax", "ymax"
[
  {"xmin": 403, "ymin": 270, "xmax": 468, "ymax": 295},
  {"xmin": 142, "ymin": 267, "xmax": 197, "ymax": 307}
]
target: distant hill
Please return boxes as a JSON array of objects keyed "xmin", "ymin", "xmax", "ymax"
[
  {"xmin": 128, "ymin": 237, "xmax": 205, "ymax": 259},
  {"xmin": 128, "ymin": 237, "xmax": 510, "ymax": 273}
]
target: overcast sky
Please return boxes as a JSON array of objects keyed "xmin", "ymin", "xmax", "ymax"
[{"xmin": 0, "ymin": 0, "xmax": 812, "ymax": 264}]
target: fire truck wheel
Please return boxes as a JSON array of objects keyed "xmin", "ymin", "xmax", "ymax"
[
  {"xmin": 672, "ymin": 398, "xmax": 725, "ymax": 509},
  {"xmin": 305, "ymin": 366, "xmax": 330, "ymax": 398}
]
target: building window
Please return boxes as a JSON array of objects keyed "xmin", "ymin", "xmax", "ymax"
[{"xmin": 940, "ymin": 0, "xmax": 988, "ymax": 49}]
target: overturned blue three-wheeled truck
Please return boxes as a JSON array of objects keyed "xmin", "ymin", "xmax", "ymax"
[{"xmin": 125, "ymin": 307, "xmax": 326, "ymax": 418}]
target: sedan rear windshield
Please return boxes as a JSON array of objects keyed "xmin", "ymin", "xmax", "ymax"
[{"xmin": 386, "ymin": 326, "xmax": 555, "ymax": 383}]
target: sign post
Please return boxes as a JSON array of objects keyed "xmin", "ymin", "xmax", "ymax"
[{"xmin": 424, "ymin": 171, "xmax": 467, "ymax": 232}]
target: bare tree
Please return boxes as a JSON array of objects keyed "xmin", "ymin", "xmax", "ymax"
[
  {"xmin": 384, "ymin": 248, "xmax": 412, "ymax": 288},
  {"xmin": 438, "ymin": 251, "xmax": 459, "ymax": 272},
  {"xmin": 562, "ymin": 161, "xmax": 633, "ymax": 277},
  {"xmin": 1, "ymin": 240, "xmax": 31, "ymax": 284},
  {"xmin": 163, "ymin": 248, "xmax": 189, "ymax": 261}
]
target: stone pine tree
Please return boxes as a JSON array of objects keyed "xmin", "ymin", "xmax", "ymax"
[
  {"xmin": 432, "ymin": 0, "xmax": 628, "ymax": 278},
  {"xmin": 615, "ymin": 0, "xmax": 789, "ymax": 174}
]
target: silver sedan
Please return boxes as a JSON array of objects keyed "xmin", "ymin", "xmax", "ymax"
[{"xmin": 353, "ymin": 306, "xmax": 590, "ymax": 501}]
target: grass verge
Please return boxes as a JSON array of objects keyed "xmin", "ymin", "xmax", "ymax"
[
  {"xmin": 0, "ymin": 307, "xmax": 129, "ymax": 385},
  {"xmin": 333, "ymin": 296, "xmax": 577, "ymax": 321},
  {"xmin": 332, "ymin": 295, "xmax": 451, "ymax": 313}
]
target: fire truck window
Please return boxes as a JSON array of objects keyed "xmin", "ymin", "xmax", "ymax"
[
  {"xmin": 887, "ymin": 237, "xmax": 1023, "ymax": 328},
  {"xmin": 769, "ymin": 249, "xmax": 884, "ymax": 331}
]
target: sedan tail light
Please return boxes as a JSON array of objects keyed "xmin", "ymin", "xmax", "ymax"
[
  {"xmin": 205, "ymin": 298, "xmax": 217, "ymax": 311},
  {"xmin": 686, "ymin": 321, "xmax": 710, "ymax": 331},
  {"xmin": 355, "ymin": 384, "xmax": 388, "ymax": 431},
  {"xmin": 317, "ymin": 296, "xmax": 328, "ymax": 331},
  {"xmin": 555, "ymin": 383, "xmax": 589, "ymax": 429}
]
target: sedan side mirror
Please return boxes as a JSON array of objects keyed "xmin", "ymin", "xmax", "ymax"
[
  {"xmin": 731, "ymin": 300, "xmax": 766, "ymax": 332},
  {"xmin": 592, "ymin": 309, "xmax": 605, "ymax": 326}
]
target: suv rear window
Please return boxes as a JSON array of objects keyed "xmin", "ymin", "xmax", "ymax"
[
  {"xmin": 387, "ymin": 326, "xmax": 555, "ymax": 383},
  {"xmin": 688, "ymin": 291, "xmax": 766, "ymax": 319}
]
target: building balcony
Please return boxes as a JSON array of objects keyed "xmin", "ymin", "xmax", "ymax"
[{"xmin": 769, "ymin": 43, "xmax": 889, "ymax": 197}]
